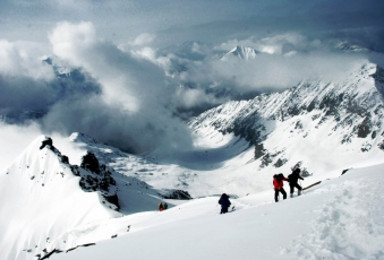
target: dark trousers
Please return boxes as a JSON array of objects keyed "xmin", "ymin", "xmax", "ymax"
[
  {"xmin": 221, "ymin": 206, "xmax": 229, "ymax": 214},
  {"xmin": 274, "ymin": 188, "xmax": 287, "ymax": 202},
  {"xmin": 290, "ymin": 183, "xmax": 302, "ymax": 194}
]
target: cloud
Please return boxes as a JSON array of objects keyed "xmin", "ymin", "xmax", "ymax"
[
  {"xmin": 210, "ymin": 52, "xmax": 366, "ymax": 90},
  {"xmin": 46, "ymin": 21, "xmax": 193, "ymax": 154},
  {"xmin": 0, "ymin": 40, "xmax": 54, "ymax": 79},
  {"xmin": 0, "ymin": 0, "xmax": 383, "ymax": 156},
  {"xmin": 2, "ymin": 1, "xmax": 382, "ymax": 49},
  {"xmin": 0, "ymin": 21, "xmax": 194, "ymax": 155},
  {"xmin": 132, "ymin": 33, "xmax": 156, "ymax": 46},
  {"xmin": 0, "ymin": 37, "xmax": 101, "ymax": 123},
  {"xmin": 50, "ymin": 21, "xmax": 161, "ymax": 111},
  {"xmin": 168, "ymin": 33, "xmax": 368, "ymax": 103},
  {"xmin": 0, "ymin": 121, "xmax": 42, "ymax": 170}
]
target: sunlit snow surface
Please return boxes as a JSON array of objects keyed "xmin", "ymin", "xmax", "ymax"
[
  {"xmin": 50, "ymin": 164, "xmax": 384, "ymax": 260},
  {"xmin": 1, "ymin": 133, "xmax": 383, "ymax": 259}
]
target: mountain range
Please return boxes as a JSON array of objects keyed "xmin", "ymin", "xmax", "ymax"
[{"xmin": 1, "ymin": 44, "xmax": 384, "ymax": 259}]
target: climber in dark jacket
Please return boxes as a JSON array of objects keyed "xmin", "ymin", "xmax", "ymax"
[
  {"xmin": 288, "ymin": 168, "xmax": 304, "ymax": 197},
  {"xmin": 218, "ymin": 193, "xmax": 231, "ymax": 214}
]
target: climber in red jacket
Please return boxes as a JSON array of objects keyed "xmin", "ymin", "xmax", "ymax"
[{"xmin": 273, "ymin": 173, "xmax": 288, "ymax": 202}]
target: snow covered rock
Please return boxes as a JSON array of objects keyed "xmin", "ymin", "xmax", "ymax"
[{"xmin": 0, "ymin": 136, "xmax": 120, "ymax": 260}]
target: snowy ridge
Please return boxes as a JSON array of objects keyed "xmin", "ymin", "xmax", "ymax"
[
  {"xmin": 189, "ymin": 62, "xmax": 384, "ymax": 174},
  {"xmin": 0, "ymin": 136, "xmax": 120, "ymax": 260}
]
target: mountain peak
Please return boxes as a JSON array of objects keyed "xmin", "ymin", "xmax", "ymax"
[
  {"xmin": 0, "ymin": 136, "xmax": 120, "ymax": 260},
  {"xmin": 222, "ymin": 45, "xmax": 258, "ymax": 60}
]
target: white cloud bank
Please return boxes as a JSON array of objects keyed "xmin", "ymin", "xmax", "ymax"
[
  {"xmin": 0, "ymin": 0, "xmax": 383, "ymax": 156},
  {"xmin": 44, "ymin": 21, "xmax": 193, "ymax": 154}
]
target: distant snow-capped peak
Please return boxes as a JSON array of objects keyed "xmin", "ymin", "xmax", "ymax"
[{"xmin": 222, "ymin": 45, "xmax": 258, "ymax": 60}]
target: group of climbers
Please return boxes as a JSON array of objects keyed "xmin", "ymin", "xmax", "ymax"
[
  {"xmin": 273, "ymin": 168, "xmax": 304, "ymax": 202},
  {"xmin": 159, "ymin": 168, "xmax": 304, "ymax": 214},
  {"xmin": 217, "ymin": 168, "xmax": 304, "ymax": 213}
]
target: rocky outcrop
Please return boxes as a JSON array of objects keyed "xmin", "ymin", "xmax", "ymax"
[
  {"xmin": 78, "ymin": 151, "xmax": 120, "ymax": 210},
  {"xmin": 159, "ymin": 189, "xmax": 192, "ymax": 200},
  {"xmin": 40, "ymin": 137, "xmax": 120, "ymax": 210}
]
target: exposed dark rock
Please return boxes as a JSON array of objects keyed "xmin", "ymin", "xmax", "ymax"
[
  {"xmin": 290, "ymin": 162, "xmax": 312, "ymax": 177},
  {"xmin": 361, "ymin": 143, "xmax": 372, "ymax": 152},
  {"xmin": 81, "ymin": 152, "xmax": 100, "ymax": 174},
  {"xmin": 260, "ymin": 153, "xmax": 273, "ymax": 168},
  {"xmin": 39, "ymin": 138, "xmax": 53, "ymax": 150},
  {"xmin": 341, "ymin": 169, "xmax": 350, "ymax": 175},
  {"xmin": 274, "ymin": 158, "xmax": 288, "ymax": 168},
  {"xmin": 37, "ymin": 249, "xmax": 63, "ymax": 260},
  {"xmin": 254, "ymin": 143, "xmax": 266, "ymax": 160},
  {"xmin": 357, "ymin": 116, "xmax": 372, "ymax": 138},
  {"xmin": 378, "ymin": 140, "xmax": 384, "ymax": 150},
  {"xmin": 161, "ymin": 189, "xmax": 192, "ymax": 200},
  {"xmin": 372, "ymin": 66, "xmax": 384, "ymax": 98},
  {"xmin": 294, "ymin": 121, "xmax": 303, "ymax": 130},
  {"xmin": 66, "ymin": 243, "xmax": 96, "ymax": 253},
  {"xmin": 77, "ymin": 152, "xmax": 120, "ymax": 210},
  {"xmin": 61, "ymin": 155, "xmax": 69, "ymax": 164}
]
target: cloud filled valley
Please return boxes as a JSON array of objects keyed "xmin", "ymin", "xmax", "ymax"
[{"xmin": 1, "ymin": 6, "xmax": 382, "ymax": 155}]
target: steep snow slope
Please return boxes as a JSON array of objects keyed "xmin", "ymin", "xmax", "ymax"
[
  {"xmin": 189, "ymin": 62, "xmax": 384, "ymax": 177},
  {"xmin": 50, "ymin": 163, "xmax": 384, "ymax": 260},
  {"xmin": 0, "ymin": 136, "xmax": 120, "ymax": 260}
]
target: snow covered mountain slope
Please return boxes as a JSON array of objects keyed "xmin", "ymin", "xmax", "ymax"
[
  {"xmin": 0, "ymin": 136, "xmax": 120, "ymax": 260},
  {"xmin": 2, "ymin": 61, "xmax": 383, "ymax": 259},
  {"xmin": 50, "ymin": 163, "xmax": 384, "ymax": 260},
  {"xmin": 41, "ymin": 62, "xmax": 384, "ymax": 203},
  {"xmin": 61, "ymin": 62, "xmax": 384, "ymax": 201},
  {"xmin": 189, "ymin": 62, "xmax": 384, "ymax": 177}
]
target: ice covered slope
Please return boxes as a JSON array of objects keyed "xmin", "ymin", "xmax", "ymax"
[
  {"xmin": 0, "ymin": 136, "xmax": 120, "ymax": 260},
  {"xmin": 50, "ymin": 163, "xmax": 384, "ymax": 260},
  {"xmin": 189, "ymin": 62, "xmax": 384, "ymax": 175}
]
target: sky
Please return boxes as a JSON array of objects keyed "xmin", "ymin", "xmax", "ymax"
[{"xmin": 0, "ymin": 0, "xmax": 383, "ymax": 155}]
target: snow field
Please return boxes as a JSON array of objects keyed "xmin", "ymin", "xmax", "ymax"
[{"xmin": 52, "ymin": 163, "xmax": 384, "ymax": 260}]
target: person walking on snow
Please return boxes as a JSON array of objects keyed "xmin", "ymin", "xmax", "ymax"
[
  {"xmin": 218, "ymin": 193, "xmax": 231, "ymax": 214},
  {"xmin": 273, "ymin": 173, "xmax": 288, "ymax": 202},
  {"xmin": 158, "ymin": 202, "xmax": 164, "ymax": 211},
  {"xmin": 288, "ymin": 168, "xmax": 304, "ymax": 197}
]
